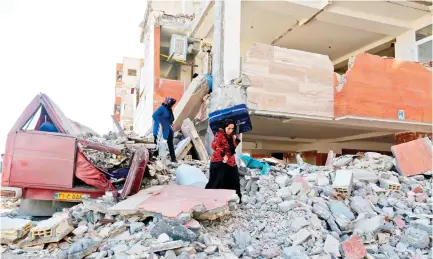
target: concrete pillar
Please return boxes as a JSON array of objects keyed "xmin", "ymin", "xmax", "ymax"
[
  {"xmin": 395, "ymin": 29, "xmax": 417, "ymax": 62},
  {"xmin": 212, "ymin": 0, "xmax": 224, "ymax": 92},
  {"xmin": 223, "ymin": 0, "xmax": 241, "ymax": 84}
]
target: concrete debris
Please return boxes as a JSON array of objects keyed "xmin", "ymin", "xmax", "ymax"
[
  {"xmin": 2, "ymin": 138, "xmax": 432, "ymax": 259},
  {"xmin": 0, "ymin": 217, "xmax": 32, "ymax": 244}
]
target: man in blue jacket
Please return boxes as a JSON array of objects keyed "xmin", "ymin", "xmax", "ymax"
[{"xmin": 153, "ymin": 97, "xmax": 177, "ymax": 163}]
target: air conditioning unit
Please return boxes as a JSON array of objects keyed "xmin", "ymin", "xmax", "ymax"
[{"xmin": 169, "ymin": 34, "xmax": 188, "ymax": 61}]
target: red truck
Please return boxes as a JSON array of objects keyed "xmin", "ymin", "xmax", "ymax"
[{"xmin": 1, "ymin": 94, "xmax": 149, "ymax": 216}]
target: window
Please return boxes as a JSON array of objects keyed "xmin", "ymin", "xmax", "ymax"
[
  {"xmin": 416, "ymin": 24, "xmax": 432, "ymax": 41},
  {"xmin": 416, "ymin": 25, "xmax": 432, "ymax": 63},
  {"xmin": 22, "ymin": 106, "xmax": 43, "ymax": 130},
  {"xmin": 117, "ymin": 71, "xmax": 123, "ymax": 81},
  {"xmin": 114, "ymin": 104, "xmax": 120, "ymax": 115},
  {"xmin": 22, "ymin": 106, "xmax": 59, "ymax": 133},
  {"xmin": 128, "ymin": 69, "xmax": 137, "ymax": 76}
]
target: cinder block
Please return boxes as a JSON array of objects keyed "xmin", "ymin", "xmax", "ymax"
[
  {"xmin": 379, "ymin": 178, "xmax": 401, "ymax": 191},
  {"xmin": 0, "ymin": 217, "xmax": 32, "ymax": 244},
  {"xmin": 333, "ymin": 170, "xmax": 353, "ymax": 195}
]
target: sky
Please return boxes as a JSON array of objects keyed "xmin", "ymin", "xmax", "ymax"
[{"xmin": 0, "ymin": 0, "xmax": 145, "ymax": 151}]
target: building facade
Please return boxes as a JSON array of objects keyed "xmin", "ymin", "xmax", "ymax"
[
  {"xmin": 137, "ymin": 0, "xmax": 432, "ymax": 163},
  {"xmin": 114, "ymin": 57, "xmax": 143, "ymax": 133}
]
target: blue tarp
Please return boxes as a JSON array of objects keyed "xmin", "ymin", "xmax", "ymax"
[{"xmin": 240, "ymin": 154, "xmax": 271, "ymax": 176}]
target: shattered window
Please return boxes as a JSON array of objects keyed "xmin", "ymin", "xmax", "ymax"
[{"xmin": 22, "ymin": 106, "xmax": 43, "ymax": 130}]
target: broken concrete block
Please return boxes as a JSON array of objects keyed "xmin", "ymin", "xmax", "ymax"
[
  {"xmin": 341, "ymin": 235, "xmax": 367, "ymax": 259},
  {"xmin": 72, "ymin": 225, "xmax": 88, "ymax": 236},
  {"xmin": 0, "ymin": 217, "xmax": 32, "ymax": 244},
  {"xmin": 233, "ymin": 231, "xmax": 252, "ymax": 249},
  {"xmin": 328, "ymin": 200, "xmax": 355, "ymax": 220},
  {"xmin": 175, "ymin": 164, "xmax": 208, "ymax": 188},
  {"xmin": 57, "ymin": 237, "xmax": 99, "ymax": 259},
  {"xmin": 393, "ymin": 218, "xmax": 406, "ymax": 229},
  {"xmin": 353, "ymin": 216, "xmax": 385, "ymax": 235},
  {"xmin": 283, "ymin": 246, "xmax": 309, "ymax": 259},
  {"xmin": 157, "ymin": 233, "xmax": 170, "ymax": 243},
  {"xmin": 275, "ymin": 175, "xmax": 290, "ymax": 188},
  {"xmin": 333, "ymin": 170, "xmax": 353, "ymax": 195},
  {"xmin": 276, "ymin": 188, "xmax": 291, "ymax": 200},
  {"xmin": 150, "ymin": 219, "xmax": 196, "ymax": 242},
  {"xmin": 403, "ymin": 227, "xmax": 430, "ymax": 249},
  {"xmin": 278, "ymin": 200, "xmax": 297, "ymax": 212},
  {"xmin": 261, "ymin": 247, "xmax": 282, "ymax": 258},
  {"xmin": 352, "ymin": 169, "xmax": 378, "ymax": 182},
  {"xmin": 289, "ymin": 217, "xmax": 310, "ymax": 232},
  {"xmin": 129, "ymin": 222, "xmax": 144, "ymax": 234},
  {"xmin": 290, "ymin": 228, "xmax": 311, "ymax": 246},
  {"xmin": 377, "ymin": 233, "xmax": 390, "ymax": 245},
  {"xmin": 136, "ymin": 185, "xmax": 236, "ymax": 220},
  {"xmin": 19, "ymin": 212, "xmax": 74, "ymax": 248},
  {"xmin": 350, "ymin": 196, "xmax": 377, "ymax": 216},
  {"xmin": 316, "ymin": 172, "xmax": 330, "ymax": 186},
  {"xmin": 391, "ymin": 137, "xmax": 432, "ymax": 177},
  {"xmin": 379, "ymin": 176, "xmax": 401, "ymax": 191},
  {"xmin": 324, "ymin": 234, "xmax": 340, "ymax": 257}
]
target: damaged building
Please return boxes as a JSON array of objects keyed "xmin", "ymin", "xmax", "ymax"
[{"xmin": 134, "ymin": 0, "xmax": 432, "ymax": 163}]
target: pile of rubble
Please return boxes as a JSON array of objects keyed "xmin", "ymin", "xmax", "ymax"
[
  {"xmin": 204, "ymin": 152, "xmax": 432, "ymax": 259},
  {"xmin": 1, "ymin": 137, "xmax": 432, "ymax": 259},
  {"xmin": 77, "ymin": 132, "xmax": 137, "ymax": 171}
]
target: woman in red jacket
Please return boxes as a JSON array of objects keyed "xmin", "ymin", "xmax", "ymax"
[{"xmin": 206, "ymin": 119, "xmax": 242, "ymax": 201}]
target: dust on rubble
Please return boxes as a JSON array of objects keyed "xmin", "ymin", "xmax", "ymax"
[{"xmin": 1, "ymin": 138, "xmax": 432, "ymax": 259}]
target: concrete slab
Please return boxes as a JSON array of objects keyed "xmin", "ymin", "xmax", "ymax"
[
  {"xmin": 391, "ymin": 137, "xmax": 432, "ymax": 177},
  {"xmin": 107, "ymin": 186, "xmax": 165, "ymax": 215},
  {"xmin": 18, "ymin": 212, "xmax": 74, "ymax": 248},
  {"xmin": 181, "ymin": 119, "xmax": 208, "ymax": 161},
  {"xmin": 137, "ymin": 185, "xmax": 237, "ymax": 219},
  {"xmin": 0, "ymin": 217, "xmax": 32, "ymax": 244},
  {"xmin": 175, "ymin": 137, "xmax": 193, "ymax": 160},
  {"xmin": 173, "ymin": 76, "xmax": 209, "ymax": 131}
]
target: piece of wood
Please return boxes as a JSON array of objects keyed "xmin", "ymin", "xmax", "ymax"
[
  {"xmin": 111, "ymin": 115, "xmax": 128, "ymax": 139},
  {"xmin": 173, "ymin": 76, "xmax": 209, "ymax": 131},
  {"xmin": 175, "ymin": 137, "xmax": 193, "ymax": 160},
  {"xmin": 180, "ymin": 119, "xmax": 208, "ymax": 161}
]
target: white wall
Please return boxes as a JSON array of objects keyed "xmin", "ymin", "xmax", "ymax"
[
  {"xmin": 134, "ymin": 25, "xmax": 155, "ymax": 136},
  {"xmin": 395, "ymin": 15, "xmax": 432, "ymax": 62},
  {"xmin": 151, "ymin": 0, "xmax": 200, "ymax": 15},
  {"xmin": 395, "ymin": 30, "xmax": 417, "ymax": 62}
]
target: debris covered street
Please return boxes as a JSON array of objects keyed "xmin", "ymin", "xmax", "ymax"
[{"xmin": 1, "ymin": 132, "xmax": 432, "ymax": 259}]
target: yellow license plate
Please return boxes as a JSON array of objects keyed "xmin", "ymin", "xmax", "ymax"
[{"xmin": 54, "ymin": 192, "xmax": 83, "ymax": 201}]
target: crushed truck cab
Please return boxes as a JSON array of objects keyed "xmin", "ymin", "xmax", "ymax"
[{"xmin": 1, "ymin": 94, "xmax": 148, "ymax": 215}]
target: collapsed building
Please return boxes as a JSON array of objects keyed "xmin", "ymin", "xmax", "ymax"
[
  {"xmin": 1, "ymin": 136, "xmax": 432, "ymax": 259},
  {"xmin": 134, "ymin": 0, "xmax": 432, "ymax": 163},
  {"xmin": 1, "ymin": 0, "xmax": 432, "ymax": 258}
]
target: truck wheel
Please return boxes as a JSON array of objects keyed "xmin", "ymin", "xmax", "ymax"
[{"xmin": 18, "ymin": 199, "xmax": 56, "ymax": 216}]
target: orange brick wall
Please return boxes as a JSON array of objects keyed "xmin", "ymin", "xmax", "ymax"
[
  {"xmin": 153, "ymin": 79, "xmax": 185, "ymax": 112},
  {"xmin": 335, "ymin": 53, "xmax": 432, "ymax": 122},
  {"xmin": 395, "ymin": 132, "xmax": 432, "ymax": 144}
]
